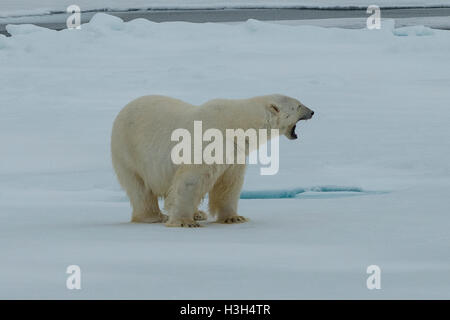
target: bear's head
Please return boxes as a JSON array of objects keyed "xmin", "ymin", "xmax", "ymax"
[{"xmin": 266, "ymin": 94, "xmax": 314, "ymax": 140}]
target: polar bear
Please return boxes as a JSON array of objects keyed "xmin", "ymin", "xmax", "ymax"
[{"xmin": 111, "ymin": 94, "xmax": 314, "ymax": 227}]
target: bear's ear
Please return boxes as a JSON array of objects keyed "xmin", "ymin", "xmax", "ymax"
[{"xmin": 267, "ymin": 104, "xmax": 280, "ymax": 115}]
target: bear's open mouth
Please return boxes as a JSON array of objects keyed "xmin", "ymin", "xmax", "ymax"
[{"xmin": 289, "ymin": 124, "xmax": 298, "ymax": 140}]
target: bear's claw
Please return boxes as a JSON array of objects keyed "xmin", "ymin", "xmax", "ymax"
[{"xmin": 219, "ymin": 215, "xmax": 248, "ymax": 224}]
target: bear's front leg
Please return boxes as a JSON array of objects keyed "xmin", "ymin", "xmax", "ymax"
[
  {"xmin": 209, "ymin": 164, "xmax": 249, "ymax": 224},
  {"xmin": 165, "ymin": 165, "xmax": 222, "ymax": 228}
]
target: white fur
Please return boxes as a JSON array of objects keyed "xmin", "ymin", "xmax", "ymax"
[{"xmin": 111, "ymin": 94, "xmax": 313, "ymax": 227}]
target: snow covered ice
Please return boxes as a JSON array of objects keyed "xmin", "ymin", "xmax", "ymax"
[{"xmin": 0, "ymin": 13, "xmax": 450, "ymax": 298}]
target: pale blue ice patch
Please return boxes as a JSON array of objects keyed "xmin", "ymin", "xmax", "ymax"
[
  {"xmin": 393, "ymin": 25, "xmax": 434, "ymax": 37},
  {"xmin": 240, "ymin": 186, "xmax": 387, "ymax": 199}
]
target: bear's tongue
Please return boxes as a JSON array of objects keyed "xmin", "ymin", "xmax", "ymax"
[{"xmin": 290, "ymin": 124, "xmax": 298, "ymax": 139}]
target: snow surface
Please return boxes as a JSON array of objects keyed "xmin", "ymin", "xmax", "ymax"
[
  {"xmin": 0, "ymin": 14, "xmax": 450, "ymax": 299},
  {"xmin": 1, "ymin": 0, "xmax": 450, "ymax": 18}
]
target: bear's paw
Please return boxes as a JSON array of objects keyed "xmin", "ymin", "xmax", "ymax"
[
  {"xmin": 131, "ymin": 213, "xmax": 168, "ymax": 223},
  {"xmin": 193, "ymin": 210, "xmax": 208, "ymax": 221},
  {"xmin": 219, "ymin": 215, "xmax": 248, "ymax": 224},
  {"xmin": 165, "ymin": 218, "xmax": 202, "ymax": 228}
]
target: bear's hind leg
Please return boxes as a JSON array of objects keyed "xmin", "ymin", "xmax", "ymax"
[
  {"xmin": 209, "ymin": 165, "xmax": 248, "ymax": 224},
  {"xmin": 131, "ymin": 187, "xmax": 168, "ymax": 223},
  {"xmin": 115, "ymin": 163, "xmax": 167, "ymax": 223}
]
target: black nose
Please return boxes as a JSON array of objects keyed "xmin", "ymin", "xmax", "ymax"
[{"xmin": 311, "ymin": 111, "xmax": 314, "ymax": 116}]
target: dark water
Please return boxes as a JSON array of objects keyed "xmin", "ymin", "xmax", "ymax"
[{"xmin": 1, "ymin": 7, "xmax": 450, "ymax": 36}]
